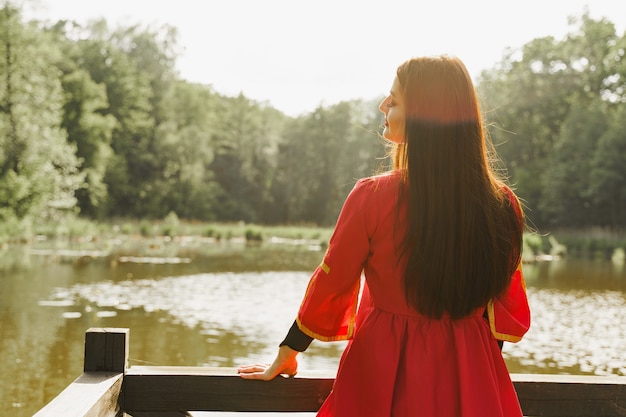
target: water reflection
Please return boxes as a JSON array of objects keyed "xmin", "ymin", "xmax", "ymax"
[
  {"xmin": 42, "ymin": 268, "xmax": 626, "ymax": 378},
  {"xmin": 505, "ymin": 259, "xmax": 626, "ymax": 375},
  {"xmin": 44, "ymin": 271, "xmax": 345, "ymax": 370},
  {"xmin": 524, "ymin": 257, "xmax": 626, "ymax": 291},
  {"xmin": 0, "ymin": 244, "xmax": 324, "ymax": 417},
  {"xmin": 506, "ymin": 287, "xmax": 626, "ymax": 375},
  {"xmin": 2, "ymin": 247, "xmax": 626, "ymax": 417}
]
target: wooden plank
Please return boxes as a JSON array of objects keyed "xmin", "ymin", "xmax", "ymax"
[
  {"xmin": 512, "ymin": 374, "xmax": 626, "ymax": 417},
  {"xmin": 33, "ymin": 328, "xmax": 626, "ymax": 417},
  {"xmin": 33, "ymin": 372, "xmax": 124, "ymax": 417},
  {"xmin": 123, "ymin": 367, "xmax": 334, "ymax": 413},
  {"xmin": 123, "ymin": 368, "xmax": 626, "ymax": 416},
  {"xmin": 84, "ymin": 328, "xmax": 129, "ymax": 373}
]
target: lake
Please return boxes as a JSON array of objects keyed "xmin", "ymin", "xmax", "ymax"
[{"xmin": 1, "ymin": 239, "xmax": 626, "ymax": 416}]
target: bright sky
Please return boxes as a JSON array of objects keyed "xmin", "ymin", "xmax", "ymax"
[{"xmin": 24, "ymin": 0, "xmax": 626, "ymax": 116}]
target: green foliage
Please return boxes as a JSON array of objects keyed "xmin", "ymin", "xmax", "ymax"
[
  {"xmin": 0, "ymin": 5, "xmax": 83, "ymax": 223},
  {"xmin": 272, "ymin": 99, "xmax": 385, "ymax": 225},
  {"xmin": 59, "ymin": 68, "xmax": 115, "ymax": 217},
  {"xmin": 1, "ymin": 6, "xmax": 625, "ymax": 236},
  {"xmin": 479, "ymin": 11, "xmax": 626, "ymax": 232},
  {"xmin": 244, "ymin": 228, "xmax": 263, "ymax": 242},
  {"xmin": 204, "ymin": 227, "xmax": 221, "ymax": 240},
  {"xmin": 153, "ymin": 81, "xmax": 222, "ymax": 220},
  {"xmin": 523, "ymin": 233, "xmax": 544, "ymax": 256},
  {"xmin": 557, "ymin": 232, "xmax": 626, "ymax": 260},
  {"xmin": 588, "ymin": 104, "xmax": 626, "ymax": 228},
  {"xmin": 539, "ymin": 99, "xmax": 609, "ymax": 227},
  {"xmin": 119, "ymin": 222, "xmax": 135, "ymax": 235},
  {"xmin": 162, "ymin": 211, "xmax": 180, "ymax": 237},
  {"xmin": 0, "ymin": 214, "xmax": 31, "ymax": 242},
  {"xmin": 139, "ymin": 219, "xmax": 154, "ymax": 237}
]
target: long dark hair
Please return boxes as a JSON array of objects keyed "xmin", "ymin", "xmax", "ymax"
[{"xmin": 394, "ymin": 56, "xmax": 523, "ymax": 319}]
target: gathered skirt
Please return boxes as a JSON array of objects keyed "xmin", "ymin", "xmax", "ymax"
[{"xmin": 316, "ymin": 307, "xmax": 523, "ymax": 417}]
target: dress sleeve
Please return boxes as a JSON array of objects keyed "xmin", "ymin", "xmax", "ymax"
[
  {"xmin": 487, "ymin": 187, "xmax": 531, "ymax": 342},
  {"xmin": 487, "ymin": 263, "xmax": 530, "ymax": 342},
  {"xmin": 294, "ymin": 178, "xmax": 374, "ymax": 342}
]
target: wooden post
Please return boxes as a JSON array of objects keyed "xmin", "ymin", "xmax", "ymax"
[
  {"xmin": 84, "ymin": 327, "xmax": 129, "ymax": 373},
  {"xmin": 34, "ymin": 328, "xmax": 129, "ymax": 417}
]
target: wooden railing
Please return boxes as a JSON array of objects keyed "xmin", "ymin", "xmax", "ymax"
[{"xmin": 35, "ymin": 328, "xmax": 626, "ymax": 417}]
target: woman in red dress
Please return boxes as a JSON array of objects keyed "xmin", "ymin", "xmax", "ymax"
[{"xmin": 238, "ymin": 55, "xmax": 530, "ymax": 417}]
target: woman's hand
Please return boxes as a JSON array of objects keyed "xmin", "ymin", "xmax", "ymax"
[{"xmin": 237, "ymin": 345, "xmax": 299, "ymax": 380}]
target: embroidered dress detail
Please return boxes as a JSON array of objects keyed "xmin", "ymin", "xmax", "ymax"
[{"xmin": 487, "ymin": 264, "xmax": 530, "ymax": 343}]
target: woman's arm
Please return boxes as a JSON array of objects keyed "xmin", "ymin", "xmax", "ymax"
[{"xmin": 238, "ymin": 178, "xmax": 375, "ymax": 380}]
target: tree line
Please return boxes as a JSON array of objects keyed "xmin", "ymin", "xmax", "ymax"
[
  {"xmin": 1, "ymin": 5, "xmax": 625, "ymax": 233},
  {"xmin": 477, "ymin": 13, "xmax": 626, "ymax": 232}
]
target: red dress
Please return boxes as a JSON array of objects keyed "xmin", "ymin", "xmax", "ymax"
[{"xmin": 295, "ymin": 172, "xmax": 530, "ymax": 417}]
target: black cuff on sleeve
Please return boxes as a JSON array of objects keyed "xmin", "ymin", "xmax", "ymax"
[{"xmin": 279, "ymin": 320, "xmax": 313, "ymax": 352}]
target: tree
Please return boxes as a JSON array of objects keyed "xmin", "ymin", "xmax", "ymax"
[
  {"xmin": 60, "ymin": 68, "xmax": 116, "ymax": 217},
  {"xmin": 111, "ymin": 23, "xmax": 180, "ymax": 126},
  {"xmin": 477, "ymin": 12, "xmax": 622, "ymax": 230},
  {"xmin": 539, "ymin": 99, "xmax": 609, "ymax": 228},
  {"xmin": 151, "ymin": 80, "xmax": 221, "ymax": 220},
  {"xmin": 209, "ymin": 93, "xmax": 286, "ymax": 222},
  {"xmin": 0, "ymin": 4, "xmax": 82, "ymax": 223},
  {"xmin": 43, "ymin": 20, "xmax": 117, "ymax": 218},
  {"xmin": 72, "ymin": 20, "xmax": 157, "ymax": 217},
  {"xmin": 588, "ymin": 104, "xmax": 626, "ymax": 230},
  {"xmin": 272, "ymin": 99, "xmax": 386, "ymax": 225}
]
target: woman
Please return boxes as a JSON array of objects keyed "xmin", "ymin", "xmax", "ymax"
[{"xmin": 238, "ymin": 55, "xmax": 530, "ymax": 417}]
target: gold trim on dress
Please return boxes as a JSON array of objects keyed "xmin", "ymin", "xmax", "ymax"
[
  {"xmin": 296, "ymin": 277, "xmax": 362, "ymax": 342},
  {"xmin": 487, "ymin": 263, "xmax": 527, "ymax": 343},
  {"xmin": 487, "ymin": 300, "xmax": 523, "ymax": 343}
]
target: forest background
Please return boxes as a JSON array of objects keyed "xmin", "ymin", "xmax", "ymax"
[{"xmin": 1, "ymin": 5, "xmax": 626, "ymax": 257}]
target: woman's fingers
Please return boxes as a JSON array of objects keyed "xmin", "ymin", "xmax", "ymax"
[
  {"xmin": 237, "ymin": 363, "xmax": 296, "ymax": 380},
  {"xmin": 237, "ymin": 364, "xmax": 269, "ymax": 373},
  {"xmin": 239, "ymin": 371, "xmax": 270, "ymax": 380},
  {"xmin": 238, "ymin": 364, "xmax": 274, "ymax": 380}
]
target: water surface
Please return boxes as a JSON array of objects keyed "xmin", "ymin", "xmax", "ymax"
[{"xmin": 1, "ymin": 244, "xmax": 625, "ymax": 416}]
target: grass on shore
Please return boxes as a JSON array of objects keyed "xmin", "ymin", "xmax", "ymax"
[
  {"xmin": 0, "ymin": 213, "xmax": 334, "ymax": 246},
  {"xmin": 2, "ymin": 214, "xmax": 625, "ymax": 263}
]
